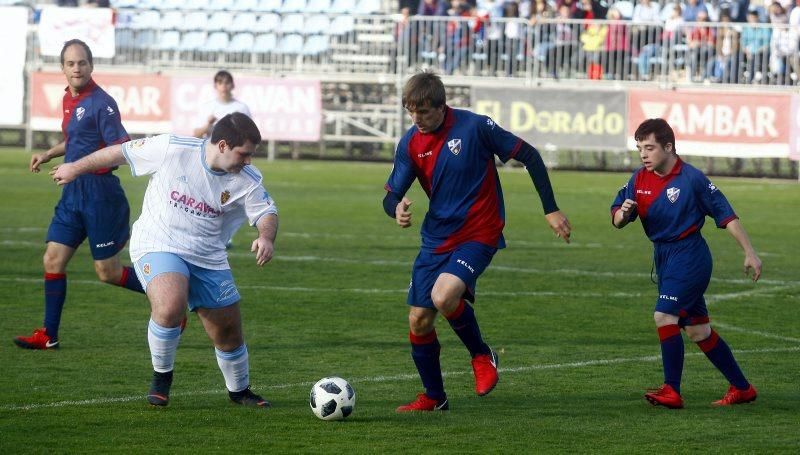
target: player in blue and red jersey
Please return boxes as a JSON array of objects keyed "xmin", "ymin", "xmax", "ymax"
[
  {"xmin": 384, "ymin": 71, "xmax": 572, "ymax": 412},
  {"xmin": 14, "ymin": 40, "xmax": 146, "ymax": 350},
  {"xmin": 611, "ymin": 118, "xmax": 761, "ymax": 408}
]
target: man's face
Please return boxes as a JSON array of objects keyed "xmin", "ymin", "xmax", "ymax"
[
  {"xmin": 405, "ymin": 103, "xmax": 445, "ymax": 134},
  {"xmin": 61, "ymin": 45, "xmax": 93, "ymax": 94},
  {"xmin": 219, "ymin": 140, "xmax": 255, "ymax": 173},
  {"xmin": 636, "ymin": 133, "xmax": 674, "ymax": 174},
  {"xmin": 215, "ymin": 78, "xmax": 234, "ymax": 99}
]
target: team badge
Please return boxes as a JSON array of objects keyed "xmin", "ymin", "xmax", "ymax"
[
  {"xmin": 106, "ymin": 105, "xmax": 115, "ymax": 115},
  {"xmin": 666, "ymin": 187, "xmax": 680, "ymax": 203},
  {"xmin": 447, "ymin": 138, "xmax": 462, "ymax": 155},
  {"xmin": 76, "ymin": 107, "xmax": 85, "ymax": 121},
  {"xmin": 221, "ymin": 190, "xmax": 231, "ymax": 204},
  {"xmin": 143, "ymin": 263, "xmax": 151, "ymax": 275}
]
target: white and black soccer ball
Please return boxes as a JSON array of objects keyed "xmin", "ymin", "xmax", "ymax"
[{"xmin": 309, "ymin": 376, "xmax": 356, "ymax": 421}]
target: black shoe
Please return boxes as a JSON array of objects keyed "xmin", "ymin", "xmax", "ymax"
[
  {"xmin": 229, "ymin": 387, "xmax": 270, "ymax": 408},
  {"xmin": 147, "ymin": 370, "xmax": 173, "ymax": 406}
]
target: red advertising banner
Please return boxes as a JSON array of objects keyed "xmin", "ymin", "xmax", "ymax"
[
  {"xmin": 628, "ymin": 89, "xmax": 795, "ymax": 158},
  {"xmin": 30, "ymin": 72, "xmax": 171, "ymax": 134},
  {"xmin": 171, "ymin": 76, "xmax": 322, "ymax": 141}
]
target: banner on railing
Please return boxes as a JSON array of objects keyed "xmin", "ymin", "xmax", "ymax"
[
  {"xmin": 0, "ymin": 7, "xmax": 28, "ymax": 126},
  {"xmin": 471, "ymin": 87, "xmax": 628, "ymax": 151},
  {"xmin": 30, "ymin": 72, "xmax": 172, "ymax": 134},
  {"xmin": 38, "ymin": 7, "xmax": 116, "ymax": 58},
  {"xmin": 628, "ymin": 89, "xmax": 797, "ymax": 159},
  {"xmin": 171, "ymin": 76, "xmax": 322, "ymax": 141}
]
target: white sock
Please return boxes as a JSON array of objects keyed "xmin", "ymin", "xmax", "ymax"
[
  {"xmin": 148, "ymin": 319, "xmax": 181, "ymax": 373},
  {"xmin": 216, "ymin": 344, "xmax": 249, "ymax": 392}
]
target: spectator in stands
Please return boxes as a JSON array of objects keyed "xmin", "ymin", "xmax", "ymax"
[
  {"xmin": 556, "ymin": 0, "xmax": 580, "ymax": 18},
  {"xmin": 631, "ymin": 0, "xmax": 663, "ymax": 54},
  {"xmin": 638, "ymin": 3, "xmax": 685, "ymax": 80},
  {"xmin": 418, "ymin": 0, "xmax": 448, "ymax": 16},
  {"xmin": 502, "ymin": 0, "xmax": 525, "ymax": 75},
  {"xmin": 790, "ymin": 0, "xmax": 800, "ymax": 26},
  {"xmin": 707, "ymin": 11, "xmax": 741, "ymax": 82},
  {"xmin": 740, "ymin": 7, "xmax": 772, "ymax": 83},
  {"xmin": 767, "ymin": 4, "xmax": 799, "ymax": 83},
  {"xmin": 57, "ymin": 0, "xmax": 78, "ymax": 6},
  {"xmin": 579, "ymin": 13, "xmax": 608, "ymax": 79},
  {"xmin": 604, "ymin": 6, "xmax": 631, "ymax": 80},
  {"xmin": 682, "ymin": 0, "xmax": 709, "ymax": 22},
  {"xmin": 394, "ymin": 7, "xmax": 417, "ymax": 69},
  {"xmin": 576, "ymin": 0, "xmax": 608, "ymax": 20},
  {"xmin": 685, "ymin": 10, "xmax": 716, "ymax": 81},
  {"xmin": 537, "ymin": 4, "xmax": 579, "ymax": 78},
  {"xmin": 443, "ymin": 1, "xmax": 473, "ymax": 74}
]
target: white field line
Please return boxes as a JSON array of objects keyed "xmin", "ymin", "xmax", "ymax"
[
  {"xmin": 712, "ymin": 322, "xmax": 800, "ymax": 344},
  {"xmin": 3, "ymin": 345, "xmax": 798, "ymax": 412}
]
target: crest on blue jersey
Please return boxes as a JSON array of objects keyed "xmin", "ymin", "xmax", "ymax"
[
  {"xmin": 447, "ymin": 138, "xmax": 462, "ymax": 155},
  {"xmin": 666, "ymin": 187, "xmax": 680, "ymax": 203},
  {"xmin": 76, "ymin": 107, "xmax": 85, "ymax": 121}
]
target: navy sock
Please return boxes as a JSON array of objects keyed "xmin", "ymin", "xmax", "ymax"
[
  {"xmin": 410, "ymin": 330, "xmax": 445, "ymax": 400},
  {"xmin": 445, "ymin": 300, "xmax": 489, "ymax": 357},
  {"xmin": 43, "ymin": 273, "xmax": 67, "ymax": 341},
  {"xmin": 697, "ymin": 329, "xmax": 749, "ymax": 390},
  {"xmin": 658, "ymin": 324, "xmax": 684, "ymax": 393},
  {"xmin": 116, "ymin": 266, "xmax": 145, "ymax": 294}
]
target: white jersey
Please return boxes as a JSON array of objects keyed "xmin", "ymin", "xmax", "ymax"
[
  {"xmin": 122, "ymin": 134, "xmax": 277, "ymax": 270},
  {"xmin": 198, "ymin": 98, "xmax": 252, "ymax": 137}
]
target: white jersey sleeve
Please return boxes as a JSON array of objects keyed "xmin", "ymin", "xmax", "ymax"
[
  {"xmin": 240, "ymin": 165, "xmax": 278, "ymax": 226},
  {"xmin": 122, "ymin": 134, "xmax": 171, "ymax": 177}
]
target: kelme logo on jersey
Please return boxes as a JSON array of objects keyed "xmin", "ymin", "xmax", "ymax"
[
  {"xmin": 106, "ymin": 105, "xmax": 115, "ymax": 116},
  {"xmin": 221, "ymin": 190, "xmax": 231, "ymax": 204},
  {"xmin": 447, "ymin": 138, "xmax": 462, "ymax": 155},
  {"xmin": 76, "ymin": 107, "xmax": 85, "ymax": 121},
  {"xmin": 666, "ymin": 187, "xmax": 680, "ymax": 203}
]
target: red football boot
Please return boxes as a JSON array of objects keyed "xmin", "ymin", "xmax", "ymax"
[
  {"xmin": 712, "ymin": 384, "xmax": 757, "ymax": 406},
  {"xmin": 396, "ymin": 393, "xmax": 449, "ymax": 412},
  {"xmin": 645, "ymin": 384, "xmax": 684, "ymax": 409},
  {"xmin": 13, "ymin": 328, "xmax": 59, "ymax": 350},
  {"xmin": 472, "ymin": 350, "xmax": 499, "ymax": 396}
]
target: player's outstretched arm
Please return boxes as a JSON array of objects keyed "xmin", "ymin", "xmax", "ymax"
[
  {"xmin": 545, "ymin": 210, "xmax": 572, "ymax": 243},
  {"xmin": 613, "ymin": 199, "xmax": 638, "ymax": 229},
  {"xmin": 252, "ymin": 213, "xmax": 278, "ymax": 266},
  {"xmin": 725, "ymin": 218, "xmax": 762, "ymax": 282},
  {"xmin": 51, "ymin": 143, "xmax": 126, "ymax": 185},
  {"xmin": 30, "ymin": 141, "xmax": 65, "ymax": 173}
]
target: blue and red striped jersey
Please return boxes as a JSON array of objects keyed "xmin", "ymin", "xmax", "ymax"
[
  {"xmin": 385, "ymin": 107, "xmax": 525, "ymax": 253},
  {"xmin": 611, "ymin": 159, "xmax": 737, "ymax": 243}
]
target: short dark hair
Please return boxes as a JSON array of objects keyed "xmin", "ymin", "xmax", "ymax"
[
  {"xmin": 60, "ymin": 39, "xmax": 93, "ymax": 66},
  {"xmin": 402, "ymin": 70, "xmax": 446, "ymax": 110},
  {"xmin": 211, "ymin": 112, "xmax": 261, "ymax": 147},
  {"xmin": 214, "ymin": 70, "xmax": 234, "ymax": 84},
  {"xmin": 634, "ymin": 118, "xmax": 676, "ymax": 153}
]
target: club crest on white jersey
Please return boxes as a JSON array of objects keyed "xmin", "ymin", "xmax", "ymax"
[
  {"xmin": 447, "ymin": 138, "xmax": 462, "ymax": 155},
  {"xmin": 221, "ymin": 190, "xmax": 231, "ymax": 204},
  {"xmin": 666, "ymin": 187, "xmax": 680, "ymax": 203}
]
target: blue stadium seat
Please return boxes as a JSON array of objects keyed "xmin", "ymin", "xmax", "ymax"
[
  {"xmin": 131, "ymin": 11, "xmax": 161, "ymax": 30},
  {"xmin": 330, "ymin": 0, "xmax": 356, "ymax": 14},
  {"xmin": 304, "ymin": 15, "xmax": 330, "ymax": 35},
  {"xmin": 111, "ymin": 0, "xmax": 139, "ymax": 8},
  {"xmin": 256, "ymin": 0, "xmax": 282, "ymax": 12},
  {"xmin": 328, "ymin": 15, "xmax": 355, "ymax": 35},
  {"xmin": 207, "ymin": 12, "xmax": 234, "ymax": 31},
  {"xmin": 185, "ymin": 0, "xmax": 211, "ymax": 10},
  {"xmin": 231, "ymin": 0, "xmax": 259, "ymax": 11},
  {"xmin": 280, "ymin": 14, "xmax": 305, "ymax": 34},
  {"xmin": 229, "ymin": 32, "xmax": 256, "ymax": 52},
  {"xmin": 155, "ymin": 30, "xmax": 181, "ymax": 51},
  {"xmin": 178, "ymin": 31, "xmax": 207, "ymax": 51},
  {"xmin": 134, "ymin": 30, "xmax": 158, "ymax": 50},
  {"xmin": 180, "ymin": 12, "xmax": 208, "ymax": 31},
  {"xmin": 229, "ymin": 13, "xmax": 258, "ymax": 32},
  {"xmin": 280, "ymin": 0, "xmax": 307, "ymax": 13},
  {"xmin": 355, "ymin": 0, "xmax": 380, "ymax": 14},
  {"xmin": 302, "ymin": 34, "xmax": 330, "ymax": 55},
  {"xmin": 305, "ymin": 0, "xmax": 331, "ymax": 13},
  {"xmin": 205, "ymin": 32, "xmax": 230, "ymax": 52},
  {"xmin": 254, "ymin": 13, "xmax": 281, "ymax": 33},
  {"xmin": 116, "ymin": 29, "xmax": 136, "ymax": 49},
  {"xmin": 275, "ymin": 34, "xmax": 304, "ymax": 54},
  {"xmin": 207, "ymin": 0, "xmax": 235, "ymax": 10},
  {"xmin": 159, "ymin": 11, "xmax": 184, "ymax": 30},
  {"xmin": 156, "ymin": 0, "xmax": 184, "ymax": 11},
  {"xmin": 254, "ymin": 33, "xmax": 278, "ymax": 53}
]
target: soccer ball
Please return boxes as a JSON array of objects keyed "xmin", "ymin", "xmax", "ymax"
[{"xmin": 309, "ymin": 376, "xmax": 356, "ymax": 421}]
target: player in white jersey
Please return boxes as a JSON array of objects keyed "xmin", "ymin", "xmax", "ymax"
[
  {"xmin": 193, "ymin": 70, "xmax": 253, "ymax": 249},
  {"xmin": 51, "ymin": 113, "xmax": 277, "ymax": 408}
]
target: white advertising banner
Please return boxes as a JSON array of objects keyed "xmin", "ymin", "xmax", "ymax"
[
  {"xmin": 0, "ymin": 7, "xmax": 29, "ymax": 125},
  {"xmin": 38, "ymin": 7, "xmax": 115, "ymax": 58}
]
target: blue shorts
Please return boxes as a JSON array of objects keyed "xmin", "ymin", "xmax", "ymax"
[
  {"xmin": 46, "ymin": 175, "xmax": 130, "ymax": 260},
  {"xmin": 654, "ymin": 234, "xmax": 712, "ymax": 327},
  {"xmin": 133, "ymin": 252, "xmax": 241, "ymax": 311},
  {"xmin": 407, "ymin": 241, "xmax": 497, "ymax": 309}
]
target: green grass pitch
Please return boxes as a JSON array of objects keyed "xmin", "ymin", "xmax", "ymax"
[{"xmin": 1, "ymin": 148, "xmax": 798, "ymax": 452}]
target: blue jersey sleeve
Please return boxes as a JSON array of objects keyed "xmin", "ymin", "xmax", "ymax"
[
  {"xmin": 694, "ymin": 173, "xmax": 737, "ymax": 228},
  {"xmin": 611, "ymin": 173, "xmax": 638, "ymax": 222},
  {"xmin": 97, "ymin": 96, "xmax": 129, "ymax": 145},
  {"xmin": 384, "ymin": 135, "xmax": 416, "ymax": 197},
  {"xmin": 476, "ymin": 115, "xmax": 522, "ymax": 163}
]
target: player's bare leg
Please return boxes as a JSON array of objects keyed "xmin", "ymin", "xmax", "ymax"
[{"xmin": 144, "ymin": 273, "xmax": 188, "ymax": 406}]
